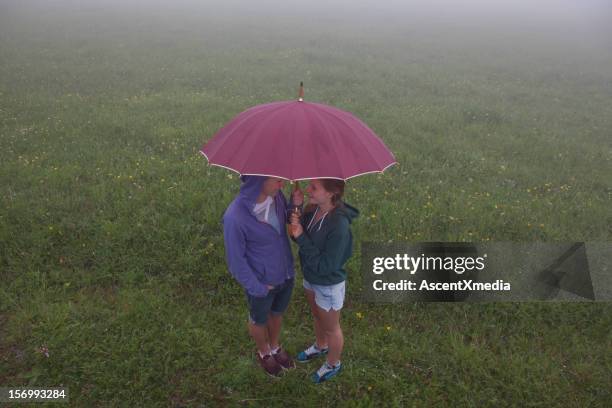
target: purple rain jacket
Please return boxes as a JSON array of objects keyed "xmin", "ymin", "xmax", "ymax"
[{"xmin": 222, "ymin": 176, "xmax": 295, "ymax": 297}]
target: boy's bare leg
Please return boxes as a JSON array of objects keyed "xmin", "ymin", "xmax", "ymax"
[
  {"xmin": 267, "ymin": 314, "xmax": 282, "ymax": 350},
  {"xmin": 248, "ymin": 322, "xmax": 270, "ymax": 355}
]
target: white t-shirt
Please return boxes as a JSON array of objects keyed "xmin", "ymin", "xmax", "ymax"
[{"xmin": 253, "ymin": 196, "xmax": 281, "ymax": 233}]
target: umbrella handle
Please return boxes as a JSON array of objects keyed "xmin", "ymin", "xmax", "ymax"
[{"xmin": 291, "ymin": 181, "xmax": 302, "ymax": 211}]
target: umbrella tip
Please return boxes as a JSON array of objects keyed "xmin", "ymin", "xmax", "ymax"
[{"xmin": 298, "ymin": 81, "xmax": 304, "ymax": 102}]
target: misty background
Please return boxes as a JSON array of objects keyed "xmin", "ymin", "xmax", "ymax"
[
  {"xmin": 1, "ymin": 0, "xmax": 611, "ymax": 87},
  {"xmin": 1, "ymin": 0, "xmax": 611, "ymax": 211}
]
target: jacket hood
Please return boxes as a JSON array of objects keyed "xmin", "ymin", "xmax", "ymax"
[
  {"xmin": 238, "ymin": 175, "xmax": 266, "ymax": 210},
  {"xmin": 306, "ymin": 200, "xmax": 359, "ymax": 232},
  {"xmin": 335, "ymin": 201, "xmax": 359, "ymax": 224}
]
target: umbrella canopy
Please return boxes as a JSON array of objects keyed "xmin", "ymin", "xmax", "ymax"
[{"xmin": 200, "ymin": 96, "xmax": 396, "ymax": 181}]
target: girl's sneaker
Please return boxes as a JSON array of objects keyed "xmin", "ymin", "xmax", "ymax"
[
  {"xmin": 311, "ymin": 361, "xmax": 342, "ymax": 383},
  {"xmin": 296, "ymin": 343, "xmax": 328, "ymax": 362}
]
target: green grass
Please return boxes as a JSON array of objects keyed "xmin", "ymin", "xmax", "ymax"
[{"xmin": 1, "ymin": 2, "xmax": 611, "ymax": 407}]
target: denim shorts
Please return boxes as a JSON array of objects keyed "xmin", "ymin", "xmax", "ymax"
[
  {"xmin": 245, "ymin": 278, "xmax": 294, "ymax": 326},
  {"xmin": 303, "ymin": 278, "xmax": 345, "ymax": 312}
]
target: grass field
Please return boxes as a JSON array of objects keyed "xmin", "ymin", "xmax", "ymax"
[{"xmin": 1, "ymin": 1, "xmax": 611, "ymax": 406}]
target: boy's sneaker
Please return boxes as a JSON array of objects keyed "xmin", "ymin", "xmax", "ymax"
[
  {"xmin": 272, "ymin": 347, "xmax": 296, "ymax": 370},
  {"xmin": 311, "ymin": 361, "xmax": 342, "ymax": 383},
  {"xmin": 256, "ymin": 352, "xmax": 283, "ymax": 377},
  {"xmin": 296, "ymin": 343, "xmax": 328, "ymax": 362}
]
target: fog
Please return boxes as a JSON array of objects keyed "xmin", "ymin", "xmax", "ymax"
[
  {"xmin": 1, "ymin": 0, "xmax": 610, "ymax": 85},
  {"xmin": 2, "ymin": 0, "xmax": 610, "ymax": 34}
]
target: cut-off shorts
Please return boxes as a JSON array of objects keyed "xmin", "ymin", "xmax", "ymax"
[{"xmin": 303, "ymin": 278, "xmax": 345, "ymax": 312}]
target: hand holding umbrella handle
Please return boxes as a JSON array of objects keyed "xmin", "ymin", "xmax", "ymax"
[
  {"xmin": 291, "ymin": 181, "xmax": 304, "ymax": 207},
  {"xmin": 290, "ymin": 219, "xmax": 303, "ymax": 238},
  {"xmin": 289, "ymin": 210, "xmax": 301, "ymax": 225},
  {"xmin": 289, "ymin": 201, "xmax": 303, "ymax": 238}
]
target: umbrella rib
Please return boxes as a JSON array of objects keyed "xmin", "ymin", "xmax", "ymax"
[
  {"xmin": 317, "ymin": 106, "xmax": 387, "ymax": 173},
  {"xmin": 336, "ymin": 110, "xmax": 388, "ymax": 170},
  {"xmin": 203, "ymin": 101, "xmax": 285, "ymax": 160},
  {"xmin": 238, "ymin": 102, "xmax": 295, "ymax": 175},
  {"xmin": 343, "ymin": 162, "xmax": 398, "ymax": 180},
  {"xmin": 310, "ymin": 106, "xmax": 350, "ymax": 179},
  {"xmin": 290, "ymin": 105, "xmax": 299, "ymax": 181},
  {"xmin": 202, "ymin": 107, "xmax": 263, "ymax": 159}
]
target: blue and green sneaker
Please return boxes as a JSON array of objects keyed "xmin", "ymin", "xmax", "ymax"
[
  {"xmin": 311, "ymin": 361, "xmax": 342, "ymax": 383},
  {"xmin": 296, "ymin": 343, "xmax": 328, "ymax": 362}
]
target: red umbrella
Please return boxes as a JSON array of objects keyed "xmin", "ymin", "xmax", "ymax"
[{"xmin": 200, "ymin": 83, "xmax": 396, "ymax": 181}]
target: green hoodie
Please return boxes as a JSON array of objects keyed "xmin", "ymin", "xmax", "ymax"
[{"xmin": 294, "ymin": 201, "xmax": 359, "ymax": 285}]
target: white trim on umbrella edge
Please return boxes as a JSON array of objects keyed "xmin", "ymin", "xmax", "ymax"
[{"xmin": 199, "ymin": 150, "xmax": 397, "ymax": 182}]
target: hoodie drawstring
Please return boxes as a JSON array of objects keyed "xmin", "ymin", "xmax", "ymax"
[{"xmin": 307, "ymin": 207, "xmax": 328, "ymax": 233}]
